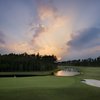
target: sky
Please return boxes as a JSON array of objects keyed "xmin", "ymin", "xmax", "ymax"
[{"xmin": 0, "ymin": 0, "xmax": 100, "ymax": 61}]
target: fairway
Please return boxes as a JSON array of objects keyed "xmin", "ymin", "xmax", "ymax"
[{"xmin": 0, "ymin": 67, "xmax": 100, "ymax": 100}]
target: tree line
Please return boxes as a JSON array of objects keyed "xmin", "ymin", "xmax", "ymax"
[
  {"xmin": 58, "ymin": 56, "xmax": 100, "ymax": 67},
  {"xmin": 0, "ymin": 53, "xmax": 57, "ymax": 72}
]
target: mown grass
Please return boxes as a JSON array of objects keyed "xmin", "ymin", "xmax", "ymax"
[
  {"xmin": 0, "ymin": 67, "xmax": 100, "ymax": 100},
  {"xmin": 78, "ymin": 67, "xmax": 100, "ymax": 80}
]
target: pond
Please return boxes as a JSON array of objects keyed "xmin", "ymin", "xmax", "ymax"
[
  {"xmin": 55, "ymin": 66, "xmax": 80, "ymax": 76},
  {"xmin": 55, "ymin": 70, "xmax": 80, "ymax": 76}
]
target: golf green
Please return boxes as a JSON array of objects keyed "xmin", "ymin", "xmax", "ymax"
[{"xmin": 0, "ymin": 67, "xmax": 100, "ymax": 100}]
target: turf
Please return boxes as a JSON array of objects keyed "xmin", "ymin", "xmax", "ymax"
[{"xmin": 0, "ymin": 67, "xmax": 100, "ymax": 100}]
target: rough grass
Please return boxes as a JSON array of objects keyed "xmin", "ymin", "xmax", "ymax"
[{"xmin": 0, "ymin": 67, "xmax": 100, "ymax": 100}]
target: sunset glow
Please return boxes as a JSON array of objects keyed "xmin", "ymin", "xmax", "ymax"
[{"xmin": 0, "ymin": 0, "xmax": 100, "ymax": 60}]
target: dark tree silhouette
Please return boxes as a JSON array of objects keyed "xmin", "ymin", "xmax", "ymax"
[
  {"xmin": 58, "ymin": 56, "xmax": 100, "ymax": 67},
  {"xmin": 0, "ymin": 53, "xmax": 57, "ymax": 72}
]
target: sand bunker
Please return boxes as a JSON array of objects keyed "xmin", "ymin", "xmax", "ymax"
[
  {"xmin": 81, "ymin": 79, "xmax": 100, "ymax": 87},
  {"xmin": 55, "ymin": 70, "xmax": 80, "ymax": 76}
]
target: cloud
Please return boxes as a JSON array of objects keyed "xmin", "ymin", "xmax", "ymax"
[
  {"xmin": 0, "ymin": 30, "xmax": 5, "ymax": 44},
  {"xmin": 29, "ymin": 0, "xmax": 72, "ymax": 59},
  {"xmin": 0, "ymin": 30, "xmax": 9, "ymax": 54},
  {"xmin": 7, "ymin": 42, "xmax": 34, "ymax": 54},
  {"xmin": 33, "ymin": 24, "xmax": 46, "ymax": 38},
  {"xmin": 0, "ymin": 30, "xmax": 34, "ymax": 54},
  {"xmin": 64, "ymin": 27, "xmax": 100, "ymax": 60},
  {"xmin": 1, "ymin": 0, "xmax": 100, "ymax": 60},
  {"xmin": 37, "ymin": 0, "xmax": 58, "ymax": 21},
  {"xmin": 67, "ymin": 27, "xmax": 100, "ymax": 49}
]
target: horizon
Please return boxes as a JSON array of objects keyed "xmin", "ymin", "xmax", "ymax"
[{"xmin": 0, "ymin": 0, "xmax": 100, "ymax": 60}]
